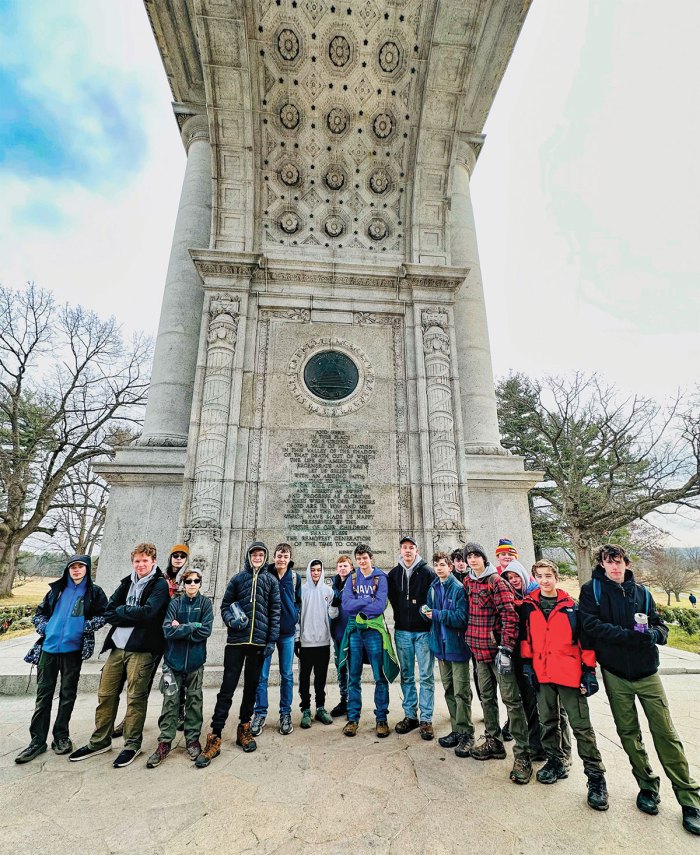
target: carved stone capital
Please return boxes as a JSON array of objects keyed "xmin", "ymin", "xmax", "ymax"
[
  {"xmin": 454, "ymin": 133, "xmax": 485, "ymax": 175},
  {"xmin": 180, "ymin": 113, "xmax": 210, "ymax": 152}
]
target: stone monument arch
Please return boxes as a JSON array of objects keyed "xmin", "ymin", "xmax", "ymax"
[{"xmin": 96, "ymin": 0, "xmax": 541, "ymax": 639}]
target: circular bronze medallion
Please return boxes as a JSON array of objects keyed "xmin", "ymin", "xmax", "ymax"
[{"xmin": 303, "ymin": 350, "xmax": 359, "ymax": 400}]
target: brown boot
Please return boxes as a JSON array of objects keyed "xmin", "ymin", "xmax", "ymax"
[
  {"xmin": 236, "ymin": 721, "xmax": 257, "ymax": 753},
  {"xmin": 194, "ymin": 733, "xmax": 221, "ymax": 768}
]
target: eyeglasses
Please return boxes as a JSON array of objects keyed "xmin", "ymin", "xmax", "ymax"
[
  {"xmin": 172, "ymin": 553, "xmax": 187, "ymax": 559},
  {"xmin": 183, "ymin": 578, "xmax": 201, "ymax": 585}
]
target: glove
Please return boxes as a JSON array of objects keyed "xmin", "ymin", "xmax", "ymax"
[
  {"xmin": 264, "ymin": 643, "xmax": 275, "ymax": 658},
  {"xmin": 294, "ymin": 641, "xmax": 301, "ymax": 658},
  {"xmin": 495, "ymin": 646, "xmax": 513, "ymax": 676},
  {"xmin": 580, "ymin": 669, "xmax": 599, "ymax": 697},
  {"xmin": 191, "ymin": 622, "xmax": 202, "ymax": 629},
  {"xmin": 522, "ymin": 661, "xmax": 539, "ymax": 691}
]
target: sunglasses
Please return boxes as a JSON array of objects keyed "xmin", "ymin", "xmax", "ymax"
[
  {"xmin": 172, "ymin": 552, "xmax": 187, "ymax": 559},
  {"xmin": 183, "ymin": 578, "xmax": 202, "ymax": 585}
]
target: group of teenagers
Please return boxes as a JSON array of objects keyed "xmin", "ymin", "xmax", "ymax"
[{"xmin": 14, "ymin": 535, "xmax": 700, "ymax": 836}]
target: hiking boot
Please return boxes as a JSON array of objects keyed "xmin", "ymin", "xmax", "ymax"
[
  {"xmin": 376, "ymin": 720, "xmax": 390, "ymax": 738},
  {"xmin": 236, "ymin": 721, "xmax": 257, "ymax": 753},
  {"xmin": 343, "ymin": 720, "xmax": 359, "ymax": 737},
  {"xmin": 251, "ymin": 713, "xmax": 266, "ymax": 737},
  {"xmin": 510, "ymin": 757, "xmax": 533, "ymax": 785},
  {"xmin": 501, "ymin": 725, "xmax": 513, "ymax": 742},
  {"xmin": 419, "ymin": 721, "xmax": 434, "ymax": 741},
  {"xmin": 636, "ymin": 789, "xmax": 660, "ymax": 815},
  {"xmin": 536, "ymin": 757, "xmax": 569, "ymax": 784},
  {"xmin": 438, "ymin": 731, "xmax": 459, "ymax": 749},
  {"xmin": 315, "ymin": 708, "xmax": 333, "ymax": 725},
  {"xmin": 682, "ymin": 807, "xmax": 700, "ymax": 836},
  {"xmin": 300, "ymin": 709, "xmax": 313, "ymax": 729},
  {"xmin": 454, "ymin": 733, "xmax": 475, "ymax": 758},
  {"xmin": 195, "ymin": 733, "xmax": 221, "ymax": 768},
  {"xmin": 146, "ymin": 742, "xmax": 171, "ymax": 769},
  {"xmin": 330, "ymin": 699, "xmax": 347, "ymax": 718},
  {"xmin": 111, "ymin": 719, "xmax": 124, "ymax": 739},
  {"xmin": 69, "ymin": 743, "xmax": 111, "ymax": 762},
  {"xmin": 586, "ymin": 772, "xmax": 609, "ymax": 811},
  {"xmin": 279, "ymin": 713, "xmax": 294, "ymax": 735},
  {"xmin": 51, "ymin": 738, "xmax": 73, "ymax": 755},
  {"xmin": 15, "ymin": 743, "xmax": 47, "ymax": 764},
  {"xmin": 176, "ymin": 706, "xmax": 185, "ymax": 732},
  {"xmin": 113, "ymin": 748, "xmax": 141, "ymax": 768},
  {"xmin": 186, "ymin": 739, "xmax": 202, "ymax": 761},
  {"xmin": 470, "ymin": 735, "xmax": 507, "ymax": 761},
  {"xmin": 394, "ymin": 716, "xmax": 419, "ymax": 734}
]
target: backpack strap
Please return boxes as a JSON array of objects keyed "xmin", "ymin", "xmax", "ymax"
[
  {"xmin": 350, "ymin": 571, "xmax": 378, "ymax": 598},
  {"xmin": 593, "ymin": 577, "xmax": 601, "ymax": 606}
]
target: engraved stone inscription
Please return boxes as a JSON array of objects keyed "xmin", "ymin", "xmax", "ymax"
[{"xmin": 283, "ymin": 430, "xmax": 377, "ymax": 548}]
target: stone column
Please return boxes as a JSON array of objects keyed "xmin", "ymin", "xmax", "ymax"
[
  {"xmin": 140, "ymin": 113, "xmax": 212, "ymax": 447},
  {"xmin": 449, "ymin": 139, "xmax": 503, "ymax": 454}
]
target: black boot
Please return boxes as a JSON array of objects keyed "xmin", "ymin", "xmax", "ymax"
[
  {"xmin": 586, "ymin": 772, "xmax": 609, "ymax": 811},
  {"xmin": 330, "ymin": 698, "xmax": 347, "ymax": 718}
]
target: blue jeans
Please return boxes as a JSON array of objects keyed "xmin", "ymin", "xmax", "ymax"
[
  {"xmin": 394, "ymin": 630, "xmax": 435, "ymax": 722},
  {"xmin": 333, "ymin": 638, "xmax": 348, "ymax": 700},
  {"xmin": 347, "ymin": 628, "xmax": 389, "ymax": 722},
  {"xmin": 254, "ymin": 634, "xmax": 294, "ymax": 717}
]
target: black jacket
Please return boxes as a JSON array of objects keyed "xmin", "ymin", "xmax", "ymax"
[
  {"xmin": 162, "ymin": 592, "xmax": 214, "ymax": 673},
  {"xmin": 579, "ymin": 565, "xmax": 668, "ymax": 681},
  {"xmin": 102, "ymin": 566, "xmax": 171, "ymax": 655},
  {"xmin": 387, "ymin": 558, "xmax": 436, "ymax": 632},
  {"xmin": 221, "ymin": 541, "xmax": 281, "ymax": 647}
]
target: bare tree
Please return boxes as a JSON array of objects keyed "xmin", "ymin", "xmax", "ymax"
[
  {"xmin": 0, "ymin": 284, "xmax": 150, "ymax": 596},
  {"xmin": 497, "ymin": 372, "xmax": 700, "ymax": 582},
  {"xmin": 641, "ymin": 548, "xmax": 700, "ymax": 605}
]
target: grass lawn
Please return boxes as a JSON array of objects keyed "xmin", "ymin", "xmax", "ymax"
[
  {"xmin": 0, "ymin": 576, "xmax": 57, "ymax": 608},
  {"xmin": 667, "ymin": 625, "xmax": 700, "ymax": 654}
]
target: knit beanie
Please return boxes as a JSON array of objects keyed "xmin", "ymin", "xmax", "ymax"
[
  {"xmin": 495, "ymin": 538, "xmax": 518, "ymax": 558},
  {"xmin": 463, "ymin": 542, "xmax": 488, "ymax": 563}
]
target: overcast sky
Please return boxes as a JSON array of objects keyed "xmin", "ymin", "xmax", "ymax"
[{"xmin": 1, "ymin": 1, "xmax": 698, "ymax": 544}]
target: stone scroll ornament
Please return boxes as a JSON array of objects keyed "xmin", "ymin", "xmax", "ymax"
[
  {"xmin": 421, "ymin": 308, "xmax": 464, "ymax": 531},
  {"xmin": 185, "ymin": 295, "xmax": 240, "ymax": 596}
]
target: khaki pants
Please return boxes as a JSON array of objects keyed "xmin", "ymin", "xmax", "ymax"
[
  {"xmin": 90, "ymin": 649, "xmax": 156, "ymax": 751},
  {"xmin": 438, "ymin": 659, "xmax": 473, "ymax": 736},
  {"xmin": 603, "ymin": 669, "xmax": 700, "ymax": 808},
  {"xmin": 537, "ymin": 683, "xmax": 604, "ymax": 775}
]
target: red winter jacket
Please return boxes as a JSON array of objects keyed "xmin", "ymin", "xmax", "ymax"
[{"xmin": 520, "ymin": 589, "xmax": 596, "ymax": 688}]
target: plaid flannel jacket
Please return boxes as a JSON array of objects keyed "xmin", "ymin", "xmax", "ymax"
[{"xmin": 464, "ymin": 570, "xmax": 519, "ymax": 662}]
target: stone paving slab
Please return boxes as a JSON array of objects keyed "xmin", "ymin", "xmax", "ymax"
[{"xmin": 1, "ymin": 675, "xmax": 699, "ymax": 854}]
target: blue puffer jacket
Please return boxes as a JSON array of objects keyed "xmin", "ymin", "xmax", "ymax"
[
  {"xmin": 162, "ymin": 592, "xmax": 214, "ymax": 673},
  {"xmin": 421, "ymin": 575, "xmax": 471, "ymax": 662},
  {"xmin": 221, "ymin": 542, "xmax": 281, "ymax": 647}
]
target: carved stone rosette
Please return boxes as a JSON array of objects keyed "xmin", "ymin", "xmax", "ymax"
[
  {"xmin": 421, "ymin": 308, "xmax": 464, "ymax": 531},
  {"xmin": 186, "ymin": 294, "xmax": 240, "ymax": 595}
]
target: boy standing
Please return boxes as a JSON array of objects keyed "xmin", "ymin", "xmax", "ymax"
[
  {"xmin": 463, "ymin": 542, "xmax": 532, "ymax": 784},
  {"xmin": 388, "ymin": 536, "xmax": 436, "ymax": 740},
  {"xmin": 252, "ymin": 542, "xmax": 301, "ymax": 737},
  {"xmin": 450, "ymin": 549, "xmax": 468, "ymax": 584},
  {"xmin": 521, "ymin": 559, "xmax": 608, "ymax": 811},
  {"xmin": 421, "ymin": 552, "xmax": 474, "ymax": 757},
  {"xmin": 146, "ymin": 568, "xmax": 214, "ymax": 767},
  {"xmin": 196, "ymin": 541, "xmax": 280, "ymax": 766},
  {"xmin": 340, "ymin": 544, "xmax": 398, "ymax": 737},
  {"xmin": 580, "ymin": 544, "xmax": 700, "ymax": 835},
  {"xmin": 329, "ymin": 555, "xmax": 353, "ymax": 717},
  {"xmin": 15, "ymin": 555, "xmax": 107, "ymax": 764},
  {"xmin": 297, "ymin": 559, "xmax": 336, "ymax": 728}
]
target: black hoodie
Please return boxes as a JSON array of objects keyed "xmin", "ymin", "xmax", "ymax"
[
  {"xmin": 387, "ymin": 557, "xmax": 436, "ymax": 632},
  {"xmin": 221, "ymin": 541, "xmax": 281, "ymax": 647}
]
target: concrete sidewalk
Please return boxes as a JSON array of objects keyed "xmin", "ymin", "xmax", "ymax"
[{"xmin": 1, "ymin": 675, "xmax": 699, "ymax": 854}]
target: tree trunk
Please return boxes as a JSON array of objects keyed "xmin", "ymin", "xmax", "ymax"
[
  {"xmin": 0, "ymin": 540, "xmax": 21, "ymax": 598},
  {"xmin": 667, "ymin": 591, "xmax": 672, "ymax": 606},
  {"xmin": 674, "ymin": 591, "xmax": 681, "ymax": 603},
  {"xmin": 574, "ymin": 539, "xmax": 594, "ymax": 585}
]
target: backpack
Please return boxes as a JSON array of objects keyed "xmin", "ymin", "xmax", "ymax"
[{"xmin": 592, "ymin": 577, "xmax": 652, "ymax": 614}]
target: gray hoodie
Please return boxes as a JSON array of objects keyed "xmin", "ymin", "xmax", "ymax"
[{"xmin": 299, "ymin": 559, "xmax": 338, "ymax": 647}]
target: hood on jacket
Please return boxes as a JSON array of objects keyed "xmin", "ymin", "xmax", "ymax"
[
  {"xmin": 244, "ymin": 541, "xmax": 269, "ymax": 573},
  {"xmin": 398, "ymin": 555, "xmax": 427, "ymax": 572},
  {"xmin": 59, "ymin": 554, "xmax": 92, "ymax": 590},
  {"xmin": 501, "ymin": 560, "xmax": 531, "ymax": 594},
  {"xmin": 305, "ymin": 558, "xmax": 325, "ymax": 586},
  {"xmin": 467, "ymin": 561, "xmax": 497, "ymax": 582}
]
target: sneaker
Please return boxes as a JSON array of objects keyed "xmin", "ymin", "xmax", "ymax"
[
  {"xmin": 636, "ymin": 789, "xmax": 660, "ymax": 815},
  {"xmin": 51, "ymin": 738, "xmax": 73, "ymax": 755},
  {"xmin": 146, "ymin": 742, "xmax": 171, "ymax": 769},
  {"xmin": 113, "ymin": 748, "xmax": 141, "ymax": 768},
  {"xmin": 454, "ymin": 733, "xmax": 475, "ymax": 758},
  {"xmin": 111, "ymin": 719, "xmax": 124, "ymax": 739},
  {"xmin": 586, "ymin": 772, "xmax": 609, "ymax": 811},
  {"xmin": 419, "ymin": 721, "xmax": 434, "ymax": 741},
  {"xmin": 330, "ymin": 699, "xmax": 347, "ymax": 718},
  {"xmin": 315, "ymin": 708, "xmax": 333, "ymax": 725},
  {"xmin": 470, "ymin": 735, "xmax": 507, "ymax": 761},
  {"xmin": 438, "ymin": 731, "xmax": 459, "ymax": 749},
  {"xmin": 15, "ymin": 743, "xmax": 47, "ymax": 764},
  {"xmin": 682, "ymin": 807, "xmax": 700, "ymax": 836},
  {"xmin": 501, "ymin": 725, "xmax": 513, "ymax": 742},
  {"xmin": 251, "ymin": 713, "xmax": 266, "ymax": 737},
  {"xmin": 376, "ymin": 720, "xmax": 390, "ymax": 738},
  {"xmin": 536, "ymin": 757, "xmax": 569, "ymax": 784},
  {"xmin": 186, "ymin": 739, "xmax": 202, "ymax": 761},
  {"xmin": 343, "ymin": 721, "xmax": 359, "ymax": 737},
  {"xmin": 69, "ymin": 744, "xmax": 111, "ymax": 762},
  {"xmin": 236, "ymin": 721, "xmax": 257, "ymax": 753},
  {"xmin": 300, "ymin": 709, "xmax": 313, "ymax": 729},
  {"xmin": 394, "ymin": 716, "xmax": 420, "ymax": 734},
  {"xmin": 279, "ymin": 713, "xmax": 294, "ymax": 735},
  {"xmin": 510, "ymin": 757, "xmax": 533, "ymax": 785},
  {"xmin": 195, "ymin": 733, "xmax": 221, "ymax": 768}
]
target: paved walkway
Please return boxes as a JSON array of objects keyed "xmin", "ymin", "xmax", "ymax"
[{"xmin": 1, "ymin": 671, "xmax": 699, "ymax": 854}]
